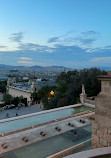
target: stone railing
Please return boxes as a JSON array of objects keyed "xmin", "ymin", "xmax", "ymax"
[{"xmin": 83, "ymin": 99, "xmax": 95, "ymax": 105}]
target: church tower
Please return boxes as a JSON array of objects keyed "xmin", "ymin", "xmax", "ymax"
[{"xmin": 31, "ymin": 81, "xmax": 38, "ymax": 93}]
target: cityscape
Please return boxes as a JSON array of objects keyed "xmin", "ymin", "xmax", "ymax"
[{"xmin": 0, "ymin": 0, "xmax": 111, "ymax": 158}]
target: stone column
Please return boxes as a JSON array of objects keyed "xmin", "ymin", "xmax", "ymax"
[{"xmin": 92, "ymin": 75, "xmax": 111, "ymax": 148}]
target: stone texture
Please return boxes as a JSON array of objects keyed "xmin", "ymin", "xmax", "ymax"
[{"xmin": 92, "ymin": 75, "xmax": 111, "ymax": 148}]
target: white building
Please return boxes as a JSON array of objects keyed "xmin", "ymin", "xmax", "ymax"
[{"xmin": 6, "ymin": 78, "xmax": 38, "ymax": 106}]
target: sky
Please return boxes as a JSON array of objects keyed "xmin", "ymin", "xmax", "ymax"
[{"xmin": 0, "ymin": 0, "xmax": 111, "ymax": 68}]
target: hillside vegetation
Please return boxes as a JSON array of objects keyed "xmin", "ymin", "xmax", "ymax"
[{"xmin": 39, "ymin": 68, "xmax": 106, "ymax": 109}]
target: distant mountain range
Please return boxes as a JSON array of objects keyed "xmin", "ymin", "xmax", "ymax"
[
  {"xmin": 0, "ymin": 64, "xmax": 71, "ymax": 71},
  {"xmin": 0, "ymin": 64, "xmax": 111, "ymax": 71}
]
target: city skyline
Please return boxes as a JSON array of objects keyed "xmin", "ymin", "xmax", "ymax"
[{"xmin": 0, "ymin": 0, "xmax": 111, "ymax": 68}]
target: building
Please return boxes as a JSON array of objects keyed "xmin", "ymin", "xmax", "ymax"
[
  {"xmin": 6, "ymin": 78, "xmax": 38, "ymax": 105},
  {"xmin": 92, "ymin": 73, "xmax": 111, "ymax": 148}
]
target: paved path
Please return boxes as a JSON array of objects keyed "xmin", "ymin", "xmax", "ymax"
[{"xmin": 0, "ymin": 105, "xmax": 42, "ymax": 120}]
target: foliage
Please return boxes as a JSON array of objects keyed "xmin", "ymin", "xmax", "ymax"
[
  {"xmin": 3, "ymin": 94, "xmax": 27, "ymax": 106},
  {"xmin": 0, "ymin": 81, "xmax": 7, "ymax": 93},
  {"xmin": 0, "ymin": 103, "xmax": 5, "ymax": 108},
  {"xmin": 3, "ymin": 94, "xmax": 13, "ymax": 104},
  {"xmin": 37, "ymin": 86, "xmax": 56, "ymax": 100},
  {"xmin": 41, "ymin": 78, "xmax": 48, "ymax": 81},
  {"xmin": 21, "ymin": 97, "xmax": 28, "ymax": 106},
  {"xmin": 12, "ymin": 97, "xmax": 21, "ymax": 106},
  {"xmin": 37, "ymin": 86, "xmax": 57, "ymax": 109},
  {"xmin": 31, "ymin": 93, "xmax": 40, "ymax": 104},
  {"xmin": 41, "ymin": 68, "xmax": 106, "ymax": 110}
]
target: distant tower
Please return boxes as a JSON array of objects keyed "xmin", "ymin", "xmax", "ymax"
[
  {"xmin": 7, "ymin": 78, "xmax": 13, "ymax": 86},
  {"xmin": 6, "ymin": 78, "xmax": 13, "ymax": 93},
  {"xmin": 31, "ymin": 81, "xmax": 38, "ymax": 93},
  {"xmin": 12, "ymin": 77, "xmax": 16, "ymax": 84}
]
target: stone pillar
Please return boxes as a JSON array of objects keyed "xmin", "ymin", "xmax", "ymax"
[{"xmin": 92, "ymin": 75, "xmax": 111, "ymax": 148}]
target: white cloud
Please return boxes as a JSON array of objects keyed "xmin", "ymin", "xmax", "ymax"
[{"xmin": 19, "ymin": 57, "xmax": 32, "ymax": 60}]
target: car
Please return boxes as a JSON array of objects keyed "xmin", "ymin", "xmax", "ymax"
[{"xmin": 6, "ymin": 104, "xmax": 16, "ymax": 109}]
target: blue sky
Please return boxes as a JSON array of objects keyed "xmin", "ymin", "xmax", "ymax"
[{"xmin": 0, "ymin": 0, "xmax": 111, "ymax": 68}]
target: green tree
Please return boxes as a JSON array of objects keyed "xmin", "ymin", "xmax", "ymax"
[
  {"xmin": 3, "ymin": 94, "xmax": 13, "ymax": 104},
  {"xmin": 31, "ymin": 93, "xmax": 39, "ymax": 104},
  {"xmin": 0, "ymin": 81, "xmax": 7, "ymax": 93},
  {"xmin": 12, "ymin": 97, "xmax": 20, "ymax": 106},
  {"xmin": 39, "ymin": 68, "xmax": 107, "ymax": 110}
]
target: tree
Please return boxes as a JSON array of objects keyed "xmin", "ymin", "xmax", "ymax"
[
  {"xmin": 21, "ymin": 98, "xmax": 27, "ymax": 106},
  {"xmin": 3, "ymin": 94, "xmax": 13, "ymax": 104},
  {"xmin": 56, "ymin": 68, "xmax": 107, "ymax": 104},
  {"xmin": 39, "ymin": 68, "xmax": 107, "ymax": 110},
  {"xmin": 31, "ymin": 93, "xmax": 39, "ymax": 104},
  {"xmin": 0, "ymin": 81, "xmax": 7, "ymax": 93},
  {"xmin": 57, "ymin": 97, "xmax": 69, "ymax": 107},
  {"xmin": 12, "ymin": 97, "xmax": 20, "ymax": 106}
]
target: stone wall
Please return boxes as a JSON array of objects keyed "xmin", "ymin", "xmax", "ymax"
[
  {"xmin": 92, "ymin": 75, "xmax": 111, "ymax": 148},
  {"xmin": 7, "ymin": 86, "xmax": 31, "ymax": 102}
]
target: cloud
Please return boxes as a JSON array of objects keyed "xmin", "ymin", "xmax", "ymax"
[
  {"xmin": 18, "ymin": 43, "xmax": 51, "ymax": 52},
  {"xmin": 47, "ymin": 30, "xmax": 99, "ymax": 47},
  {"xmin": 17, "ymin": 60, "xmax": 35, "ymax": 64},
  {"xmin": 1, "ymin": 29, "xmax": 111, "ymax": 69},
  {"xmin": 90, "ymin": 57, "xmax": 111, "ymax": 62},
  {"xmin": 78, "ymin": 38, "xmax": 96, "ymax": 45},
  {"xmin": 19, "ymin": 57, "xmax": 32, "ymax": 60},
  {"xmin": 48, "ymin": 37, "xmax": 60, "ymax": 43},
  {"xmin": 0, "ymin": 46, "xmax": 7, "ymax": 48},
  {"xmin": 81, "ymin": 31, "xmax": 99, "ymax": 37},
  {"xmin": 104, "ymin": 45, "xmax": 111, "ymax": 49},
  {"xmin": 10, "ymin": 32, "xmax": 23, "ymax": 42},
  {"xmin": 75, "ymin": 31, "xmax": 100, "ymax": 46},
  {"xmin": 17, "ymin": 60, "xmax": 46, "ymax": 66},
  {"xmin": 47, "ymin": 31, "xmax": 75, "ymax": 43}
]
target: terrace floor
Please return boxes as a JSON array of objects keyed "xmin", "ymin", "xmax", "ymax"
[{"xmin": 0, "ymin": 104, "xmax": 42, "ymax": 120}]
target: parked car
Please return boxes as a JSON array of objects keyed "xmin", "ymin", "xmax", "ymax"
[{"xmin": 6, "ymin": 104, "xmax": 16, "ymax": 109}]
